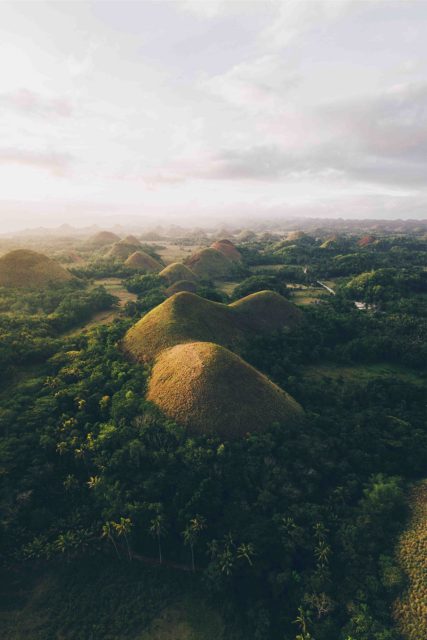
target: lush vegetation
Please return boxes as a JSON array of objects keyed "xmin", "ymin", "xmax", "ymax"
[{"xmin": 1, "ymin": 229, "xmax": 426, "ymax": 639}]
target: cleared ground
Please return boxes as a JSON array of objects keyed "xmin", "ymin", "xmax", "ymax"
[
  {"xmin": 302, "ymin": 363, "xmax": 425, "ymax": 386},
  {"xmin": 143, "ymin": 242, "xmax": 204, "ymax": 265}
]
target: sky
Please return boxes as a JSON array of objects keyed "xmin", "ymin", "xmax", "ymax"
[{"xmin": 1, "ymin": 0, "xmax": 427, "ymax": 230}]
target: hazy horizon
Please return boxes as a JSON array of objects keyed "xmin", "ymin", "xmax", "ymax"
[{"xmin": 1, "ymin": 0, "xmax": 427, "ymax": 232}]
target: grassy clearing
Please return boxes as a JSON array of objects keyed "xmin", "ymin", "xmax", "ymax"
[
  {"xmin": 302, "ymin": 363, "xmax": 426, "ymax": 386},
  {"xmin": 149, "ymin": 242, "xmax": 203, "ymax": 265},
  {"xmin": 291, "ymin": 288, "xmax": 327, "ymax": 306},
  {"xmin": 0, "ymin": 559, "xmax": 223, "ymax": 640},
  {"xmin": 138, "ymin": 596, "xmax": 224, "ymax": 640},
  {"xmin": 251, "ymin": 264, "xmax": 285, "ymax": 272},
  {"xmin": 93, "ymin": 278, "xmax": 137, "ymax": 307},
  {"xmin": 215, "ymin": 281, "xmax": 239, "ymax": 296}
]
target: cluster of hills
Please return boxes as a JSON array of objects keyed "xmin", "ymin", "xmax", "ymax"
[{"xmin": 123, "ymin": 289, "xmax": 304, "ymax": 438}]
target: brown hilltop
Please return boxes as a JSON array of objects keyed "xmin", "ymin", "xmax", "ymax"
[
  {"xmin": 0, "ymin": 249, "xmax": 74, "ymax": 289},
  {"xmin": 185, "ymin": 247, "xmax": 233, "ymax": 279},
  {"xmin": 123, "ymin": 290, "xmax": 303, "ymax": 363},
  {"xmin": 85, "ymin": 230, "xmax": 121, "ymax": 247},
  {"xmin": 159, "ymin": 262, "xmax": 198, "ymax": 285},
  {"xmin": 124, "ymin": 251, "xmax": 162, "ymax": 272},
  {"xmin": 147, "ymin": 341, "xmax": 304, "ymax": 439},
  {"xmin": 165, "ymin": 280, "xmax": 198, "ymax": 297},
  {"xmin": 211, "ymin": 239, "xmax": 242, "ymax": 263},
  {"xmin": 120, "ymin": 235, "xmax": 141, "ymax": 246},
  {"xmin": 107, "ymin": 242, "xmax": 141, "ymax": 261},
  {"xmin": 358, "ymin": 235, "xmax": 377, "ymax": 247}
]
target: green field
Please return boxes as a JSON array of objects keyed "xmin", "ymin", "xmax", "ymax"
[{"xmin": 302, "ymin": 362, "xmax": 426, "ymax": 386}]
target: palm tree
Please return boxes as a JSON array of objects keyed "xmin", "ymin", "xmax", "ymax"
[
  {"xmin": 149, "ymin": 514, "xmax": 167, "ymax": 564},
  {"xmin": 113, "ymin": 517, "xmax": 133, "ymax": 560},
  {"xmin": 101, "ymin": 521, "xmax": 120, "ymax": 559},
  {"xmin": 183, "ymin": 515, "xmax": 206, "ymax": 571},
  {"xmin": 293, "ymin": 606, "xmax": 313, "ymax": 640},
  {"xmin": 237, "ymin": 542, "xmax": 255, "ymax": 566}
]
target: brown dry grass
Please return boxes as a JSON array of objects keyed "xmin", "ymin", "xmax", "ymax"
[
  {"xmin": 125, "ymin": 251, "xmax": 162, "ymax": 272},
  {"xmin": 84, "ymin": 231, "xmax": 121, "ymax": 247},
  {"xmin": 0, "ymin": 249, "xmax": 74, "ymax": 288},
  {"xmin": 147, "ymin": 341, "xmax": 304, "ymax": 438},
  {"xmin": 165, "ymin": 280, "xmax": 197, "ymax": 296},
  {"xmin": 160, "ymin": 262, "xmax": 198, "ymax": 285},
  {"xmin": 210, "ymin": 240, "xmax": 242, "ymax": 263},
  {"xmin": 107, "ymin": 242, "xmax": 141, "ymax": 261},
  {"xmin": 185, "ymin": 248, "xmax": 233, "ymax": 279},
  {"xmin": 123, "ymin": 290, "xmax": 303, "ymax": 363},
  {"xmin": 394, "ymin": 481, "xmax": 427, "ymax": 639}
]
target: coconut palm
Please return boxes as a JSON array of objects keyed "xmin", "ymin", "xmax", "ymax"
[
  {"xmin": 113, "ymin": 517, "xmax": 133, "ymax": 560},
  {"xmin": 101, "ymin": 521, "xmax": 120, "ymax": 559},
  {"xmin": 149, "ymin": 514, "xmax": 167, "ymax": 564},
  {"xmin": 183, "ymin": 515, "xmax": 206, "ymax": 572}
]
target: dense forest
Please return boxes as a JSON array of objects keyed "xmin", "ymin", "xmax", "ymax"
[{"xmin": 0, "ymin": 228, "xmax": 426, "ymax": 640}]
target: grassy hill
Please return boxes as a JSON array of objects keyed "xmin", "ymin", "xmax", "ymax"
[
  {"xmin": 121, "ymin": 234, "xmax": 141, "ymax": 246},
  {"xmin": 0, "ymin": 249, "xmax": 74, "ymax": 289},
  {"xmin": 107, "ymin": 242, "xmax": 141, "ymax": 261},
  {"xmin": 84, "ymin": 230, "xmax": 121, "ymax": 247},
  {"xmin": 165, "ymin": 280, "xmax": 198, "ymax": 296},
  {"xmin": 230, "ymin": 290, "xmax": 302, "ymax": 332},
  {"xmin": 125, "ymin": 251, "xmax": 163, "ymax": 272},
  {"xmin": 210, "ymin": 240, "xmax": 242, "ymax": 263},
  {"xmin": 122, "ymin": 291, "xmax": 302, "ymax": 363},
  {"xmin": 185, "ymin": 248, "xmax": 233, "ymax": 279},
  {"xmin": 394, "ymin": 480, "xmax": 427, "ymax": 639},
  {"xmin": 160, "ymin": 262, "xmax": 198, "ymax": 285},
  {"xmin": 147, "ymin": 341, "xmax": 304, "ymax": 438}
]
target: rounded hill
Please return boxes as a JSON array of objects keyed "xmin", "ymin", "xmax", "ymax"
[
  {"xmin": 185, "ymin": 247, "xmax": 233, "ymax": 279},
  {"xmin": 211, "ymin": 239, "xmax": 242, "ymax": 263},
  {"xmin": 147, "ymin": 341, "xmax": 304, "ymax": 438},
  {"xmin": 121, "ymin": 234, "xmax": 141, "ymax": 246},
  {"xmin": 124, "ymin": 251, "xmax": 162, "ymax": 272},
  {"xmin": 85, "ymin": 230, "xmax": 121, "ymax": 247},
  {"xmin": 159, "ymin": 262, "xmax": 198, "ymax": 285},
  {"xmin": 123, "ymin": 290, "xmax": 302, "ymax": 363},
  {"xmin": 0, "ymin": 249, "xmax": 74, "ymax": 289},
  {"xmin": 231, "ymin": 290, "xmax": 303, "ymax": 331},
  {"xmin": 165, "ymin": 280, "xmax": 197, "ymax": 296},
  {"xmin": 123, "ymin": 292, "xmax": 242, "ymax": 362},
  {"xmin": 107, "ymin": 242, "xmax": 141, "ymax": 261}
]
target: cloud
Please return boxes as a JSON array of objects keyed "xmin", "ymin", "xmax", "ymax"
[
  {"xmin": 186, "ymin": 81, "xmax": 427, "ymax": 188},
  {"xmin": 203, "ymin": 54, "xmax": 298, "ymax": 112},
  {"xmin": 260, "ymin": 0, "xmax": 355, "ymax": 50},
  {"xmin": 0, "ymin": 148, "xmax": 73, "ymax": 175},
  {"xmin": 0, "ymin": 89, "xmax": 72, "ymax": 118},
  {"xmin": 319, "ymin": 82, "xmax": 427, "ymax": 161},
  {"xmin": 176, "ymin": 1, "xmax": 231, "ymax": 19}
]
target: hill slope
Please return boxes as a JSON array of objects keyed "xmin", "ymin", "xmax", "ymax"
[
  {"xmin": 107, "ymin": 242, "xmax": 141, "ymax": 261},
  {"xmin": 160, "ymin": 262, "xmax": 198, "ymax": 285},
  {"xmin": 185, "ymin": 248, "xmax": 233, "ymax": 279},
  {"xmin": 165, "ymin": 280, "xmax": 198, "ymax": 296},
  {"xmin": 210, "ymin": 239, "xmax": 242, "ymax": 263},
  {"xmin": 123, "ymin": 291, "xmax": 302, "ymax": 363},
  {"xmin": 84, "ymin": 230, "xmax": 121, "ymax": 247},
  {"xmin": 124, "ymin": 251, "xmax": 162, "ymax": 272},
  {"xmin": 147, "ymin": 342, "xmax": 304, "ymax": 438},
  {"xmin": 0, "ymin": 249, "xmax": 74, "ymax": 288}
]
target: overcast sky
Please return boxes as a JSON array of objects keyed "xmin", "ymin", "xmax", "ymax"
[{"xmin": 1, "ymin": 0, "xmax": 427, "ymax": 230}]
